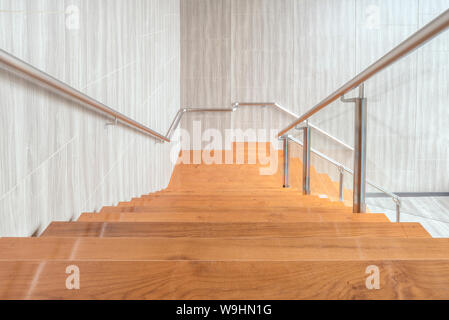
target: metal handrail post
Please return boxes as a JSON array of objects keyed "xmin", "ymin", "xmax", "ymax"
[
  {"xmin": 302, "ymin": 124, "xmax": 311, "ymax": 195},
  {"xmin": 282, "ymin": 136, "xmax": 290, "ymax": 188},
  {"xmin": 353, "ymin": 95, "xmax": 367, "ymax": 213},
  {"xmin": 338, "ymin": 166, "xmax": 345, "ymax": 202},
  {"xmin": 393, "ymin": 197, "xmax": 401, "ymax": 223}
]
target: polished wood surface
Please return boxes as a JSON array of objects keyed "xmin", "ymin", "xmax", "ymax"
[
  {"xmin": 3, "ymin": 237, "xmax": 447, "ymax": 260},
  {"xmin": 2, "ymin": 260, "xmax": 449, "ymax": 300},
  {"xmin": 118, "ymin": 197, "xmax": 348, "ymax": 208},
  {"xmin": 78, "ymin": 212, "xmax": 390, "ymax": 223},
  {"xmin": 99, "ymin": 205, "xmax": 351, "ymax": 213},
  {"xmin": 41, "ymin": 222, "xmax": 430, "ymax": 238},
  {"xmin": 0, "ymin": 143, "xmax": 444, "ymax": 299}
]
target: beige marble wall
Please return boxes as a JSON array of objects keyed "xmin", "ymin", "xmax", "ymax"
[
  {"xmin": 0, "ymin": 0, "xmax": 180, "ymax": 236},
  {"xmin": 180, "ymin": 0, "xmax": 449, "ymax": 192}
]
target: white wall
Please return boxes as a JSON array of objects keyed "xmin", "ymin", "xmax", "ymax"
[
  {"xmin": 180, "ymin": 0, "xmax": 449, "ymax": 192},
  {"xmin": 0, "ymin": 0, "xmax": 180, "ymax": 236}
]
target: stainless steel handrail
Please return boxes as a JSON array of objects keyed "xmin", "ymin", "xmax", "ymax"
[
  {"xmin": 0, "ymin": 49, "xmax": 171, "ymax": 142},
  {"xmin": 285, "ymin": 135, "xmax": 401, "ymax": 221},
  {"xmin": 0, "ymin": 52, "xmax": 349, "ymax": 146},
  {"xmin": 165, "ymin": 106, "xmax": 239, "ymax": 139},
  {"xmin": 306, "ymin": 123, "xmax": 354, "ymax": 151},
  {"xmin": 178, "ymin": 102, "xmax": 355, "ymax": 153},
  {"xmin": 178, "ymin": 102, "xmax": 356, "ymax": 159},
  {"xmin": 278, "ymin": 8, "xmax": 449, "ymax": 137},
  {"xmin": 165, "ymin": 108, "xmax": 187, "ymax": 139},
  {"xmin": 234, "ymin": 102, "xmax": 354, "ymax": 151},
  {"xmin": 286, "ymin": 136, "xmax": 384, "ymax": 195},
  {"xmin": 234, "ymin": 102, "xmax": 298, "ymax": 118},
  {"xmin": 167, "ymin": 102, "xmax": 350, "ymax": 145},
  {"xmin": 1, "ymin": 47, "xmax": 403, "ymax": 218},
  {"xmin": 0, "ymin": 49, "xmax": 268, "ymax": 142}
]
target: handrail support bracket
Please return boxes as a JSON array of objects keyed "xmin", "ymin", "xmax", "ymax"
[{"xmin": 106, "ymin": 117, "xmax": 118, "ymax": 127}]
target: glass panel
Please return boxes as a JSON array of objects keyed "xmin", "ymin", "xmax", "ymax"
[
  {"xmin": 365, "ymin": 184, "xmax": 397, "ymax": 221},
  {"xmin": 279, "ymin": 8, "xmax": 449, "ymax": 236}
]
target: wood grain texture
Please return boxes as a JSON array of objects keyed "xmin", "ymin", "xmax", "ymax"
[
  {"xmin": 3, "ymin": 260, "xmax": 449, "ymax": 299},
  {"xmin": 1, "ymin": 237, "xmax": 447, "ymax": 261},
  {"xmin": 78, "ymin": 212, "xmax": 389, "ymax": 223},
  {"xmin": 101, "ymin": 206, "xmax": 350, "ymax": 213},
  {"xmin": 40, "ymin": 222, "xmax": 430, "ymax": 238}
]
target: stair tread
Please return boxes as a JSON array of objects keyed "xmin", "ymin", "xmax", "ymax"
[
  {"xmin": 41, "ymin": 222, "xmax": 430, "ymax": 238},
  {"xmin": 78, "ymin": 212, "xmax": 389, "ymax": 223},
  {"xmin": 101, "ymin": 208, "xmax": 352, "ymax": 214},
  {"xmin": 4, "ymin": 260, "xmax": 449, "ymax": 299},
  {"xmin": 108, "ymin": 205, "xmax": 348, "ymax": 212},
  {"xmin": 1, "ymin": 237, "xmax": 448, "ymax": 260},
  {"xmin": 101, "ymin": 205, "xmax": 352, "ymax": 213}
]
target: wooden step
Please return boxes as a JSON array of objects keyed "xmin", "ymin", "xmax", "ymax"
[
  {"xmin": 157, "ymin": 189, "xmax": 306, "ymax": 194},
  {"xmin": 2, "ymin": 237, "xmax": 449, "ymax": 299},
  {"xmin": 41, "ymin": 222, "xmax": 431, "ymax": 238},
  {"xmin": 114, "ymin": 201, "xmax": 348, "ymax": 210},
  {"xmin": 129, "ymin": 195, "xmax": 344, "ymax": 203},
  {"xmin": 137, "ymin": 194, "xmax": 342, "ymax": 201},
  {"xmin": 1, "ymin": 237, "xmax": 447, "ymax": 261},
  {"xmin": 78, "ymin": 212, "xmax": 389, "ymax": 223},
  {"xmin": 140, "ymin": 193, "xmax": 330, "ymax": 199},
  {"xmin": 2, "ymin": 260, "xmax": 449, "ymax": 299},
  {"xmin": 99, "ymin": 205, "xmax": 352, "ymax": 214},
  {"xmin": 124, "ymin": 197, "xmax": 335, "ymax": 205},
  {"xmin": 106, "ymin": 196, "xmax": 350, "ymax": 212}
]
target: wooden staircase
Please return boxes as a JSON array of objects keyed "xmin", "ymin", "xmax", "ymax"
[{"xmin": 2, "ymin": 142, "xmax": 449, "ymax": 299}]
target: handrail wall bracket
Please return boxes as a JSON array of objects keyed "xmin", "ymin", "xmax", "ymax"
[{"xmin": 105, "ymin": 117, "xmax": 118, "ymax": 127}]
